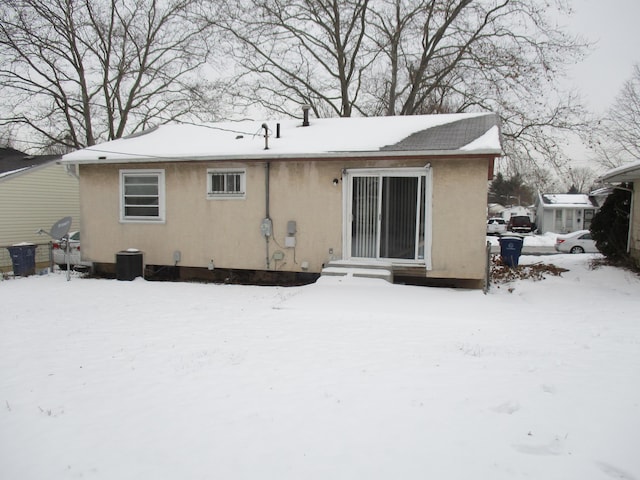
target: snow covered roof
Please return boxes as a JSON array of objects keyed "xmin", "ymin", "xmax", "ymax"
[
  {"xmin": 600, "ymin": 160, "xmax": 640, "ymax": 183},
  {"xmin": 540, "ymin": 193, "xmax": 597, "ymax": 208},
  {"xmin": 61, "ymin": 113, "xmax": 501, "ymax": 165},
  {"xmin": 0, "ymin": 148, "xmax": 60, "ymax": 180}
]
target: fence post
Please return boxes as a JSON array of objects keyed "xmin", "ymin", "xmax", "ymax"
[
  {"xmin": 484, "ymin": 241, "xmax": 491, "ymax": 294},
  {"xmin": 48, "ymin": 241, "xmax": 54, "ymax": 272}
]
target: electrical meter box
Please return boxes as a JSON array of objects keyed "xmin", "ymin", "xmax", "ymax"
[{"xmin": 260, "ymin": 218, "xmax": 273, "ymax": 237}]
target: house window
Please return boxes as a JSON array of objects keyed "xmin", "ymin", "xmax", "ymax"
[
  {"xmin": 207, "ymin": 168, "xmax": 246, "ymax": 199},
  {"xmin": 120, "ymin": 170, "xmax": 165, "ymax": 222}
]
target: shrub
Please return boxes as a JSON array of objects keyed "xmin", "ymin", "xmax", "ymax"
[{"xmin": 590, "ymin": 186, "xmax": 632, "ymax": 261}]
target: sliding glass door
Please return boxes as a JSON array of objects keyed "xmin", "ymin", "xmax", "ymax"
[
  {"xmin": 348, "ymin": 169, "xmax": 429, "ymax": 263},
  {"xmin": 351, "ymin": 176, "xmax": 380, "ymax": 258}
]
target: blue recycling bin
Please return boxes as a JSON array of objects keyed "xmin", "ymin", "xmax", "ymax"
[
  {"xmin": 498, "ymin": 235, "xmax": 524, "ymax": 268},
  {"xmin": 7, "ymin": 243, "xmax": 37, "ymax": 277}
]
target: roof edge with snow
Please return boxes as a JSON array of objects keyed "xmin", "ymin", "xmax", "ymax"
[
  {"xmin": 61, "ymin": 113, "xmax": 502, "ymax": 165},
  {"xmin": 600, "ymin": 160, "xmax": 640, "ymax": 183}
]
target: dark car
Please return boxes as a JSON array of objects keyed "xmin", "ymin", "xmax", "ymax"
[{"xmin": 507, "ymin": 215, "xmax": 534, "ymax": 234}]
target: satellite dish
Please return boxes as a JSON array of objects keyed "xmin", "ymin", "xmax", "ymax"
[{"xmin": 49, "ymin": 216, "xmax": 72, "ymax": 239}]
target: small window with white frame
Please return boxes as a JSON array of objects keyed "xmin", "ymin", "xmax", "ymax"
[
  {"xmin": 207, "ymin": 168, "xmax": 246, "ymax": 199},
  {"xmin": 120, "ymin": 169, "xmax": 165, "ymax": 222}
]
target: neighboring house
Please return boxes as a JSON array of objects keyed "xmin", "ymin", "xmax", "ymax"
[
  {"xmin": 600, "ymin": 161, "xmax": 640, "ymax": 266},
  {"xmin": 0, "ymin": 148, "xmax": 80, "ymax": 260},
  {"xmin": 61, "ymin": 112, "xmax": 502, "ymax": 288},
  {"xmin": 534, "ymin": 193, "xmax": 599, "ymax": 234},
  {"xmin": 487, "ymin": 203, "xmax": 506, "ymax": 218}
]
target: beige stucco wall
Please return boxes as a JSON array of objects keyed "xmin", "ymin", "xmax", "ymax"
[
  {"xmin": 429, "ymin": 158, "xmax": 489, "ymax": 280},
  {"xmin": 78, "ymin": 156, "xmax": 490, "ymax": 281}
]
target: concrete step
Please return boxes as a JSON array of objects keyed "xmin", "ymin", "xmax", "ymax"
[{"xmin": 321, "ymin": 260, "xmax": 394, "ymax": 283}]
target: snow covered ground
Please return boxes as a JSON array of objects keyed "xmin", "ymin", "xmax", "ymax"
[
  {"xmin": 487, "ymin": 232, "xmax": 558, "ymax": 253},
  {"xmin": 1, "ymin": 254, "xmax": 639, "ymax": 480},
  {"xmin": 486, "ymin": 231, "xmax": 559, "ymax": 249}
]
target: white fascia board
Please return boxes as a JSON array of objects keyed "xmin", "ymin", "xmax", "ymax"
[
  {"xmin": 600, "ymin": 161, "xmax": 640, "ymax": 183},
  {"xmin": 59, "ymin": 148, "xmax": 502, "ymax": 166}
]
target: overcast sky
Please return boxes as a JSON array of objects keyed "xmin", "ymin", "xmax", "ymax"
[
  {"xmin": 562, "ymin": 0, "xmax": 639, "ymax": 113},
  {"xmin": 547, "ymin": 0, "xmax": 639, "ymax": 168}
]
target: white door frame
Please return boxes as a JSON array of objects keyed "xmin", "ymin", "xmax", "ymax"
[{"xmin": 342, "ymin": 166, "xmax": 432, "ymax": 269}]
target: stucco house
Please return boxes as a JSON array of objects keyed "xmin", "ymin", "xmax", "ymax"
[
  {"xmin": 1, "ymin": 148, "xmax": 80, "ymax": 270},
  {"xmin": 61, "ymin": 112, "xmax": 502, "ymax": 287},
  {"xmin": 534, "ymin": 192, "xmax": 599, "ymax": 234},
  {"xmin": 600, "ymin": 161, "xmax": 640, "ymax": 266}
]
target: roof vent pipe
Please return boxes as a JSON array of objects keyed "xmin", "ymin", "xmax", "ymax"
[
  {"xmin": 262, "ymin": 123, "xmax": 269, "ymax": 150},
  {"xmin": 276, "ymin": 123, "xmax": 280, "ymax": 138},
  {"xmin": 302, "ymin": 105, "xmax": 310, "ymax": 127}
]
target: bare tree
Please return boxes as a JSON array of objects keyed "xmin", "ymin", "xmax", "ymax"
[
  {"xmin": 368, "ymin": 0, "xmax": 591, "ymax": 174},
  {"xmin": 521, "ymin": 167, "xmax": 561, "ymax": 195},
  {"xmin": 367, "ymin": 0, "xmax": 476, "ymax": 117},
  {"xmin": 562, "ymin": 166, "xmax": 597, "ymax": 193},
  {"xmin": 211, "ymin": 0, "xmax": 375, "ymax": 118},
  {"xmin": 592, "ymin": 63, "xmax": 640, "ymax": 169},
  {"xmin": 0, "ymin": 0, "xmax": 223, "ymax": 151},
  {"xmin": 214, "ymin": 0, "xmax": 590, "ymax": 174}
]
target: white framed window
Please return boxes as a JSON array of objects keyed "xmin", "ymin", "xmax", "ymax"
[
  {"xmin": 207, "ymin": 168, "xmax": 246, "ymax": 199},
  {"xmin": 119, "ymin": 169, "xmax": 165, "ymax": 222}
]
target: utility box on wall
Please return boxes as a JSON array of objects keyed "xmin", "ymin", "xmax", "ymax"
[{"xmin": 285, "ymin": 220, "xmax": 297, "ymax": 247}]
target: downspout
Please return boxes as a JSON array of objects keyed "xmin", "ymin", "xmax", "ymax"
[
  {"xmin": 630, "ymin": 189, "xmax": 635, "ymax": 255},
  {"xmin": 265, "ymin": 161, "xmax": 271, "ymax": 270},
  {"xmin": 262, "ymin": 123, "xmax": 271, "ymax": 270}
]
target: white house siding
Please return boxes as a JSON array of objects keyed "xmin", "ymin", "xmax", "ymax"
[
  {"xmin": 0, "ymin": 162, "xmax": 80, "ymax": 246},
  {"xmin": 536, "ymin": 208, "xmax": 552, "ymax": 234}
]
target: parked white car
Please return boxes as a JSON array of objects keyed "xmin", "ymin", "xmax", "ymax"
[
  {"xmin": 555, "ymin": 230, "xmax": 599, "ymax": 254},
  {"xmin": 487, "ymin": 217, "xmax": 507, "ymax": 235},
  {"xmin": 52, "ymin": 231, "xmax": 82, "ymax": 268}
]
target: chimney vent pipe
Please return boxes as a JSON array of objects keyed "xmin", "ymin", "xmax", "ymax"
[{"xmin": 302, "ymin": 105, "xmax": 310, "ymax": 127}]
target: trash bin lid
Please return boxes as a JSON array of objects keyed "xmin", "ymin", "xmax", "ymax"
[{"xmin": 499, "ymin": 235, "xmax": 523, "ymax": 243}]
